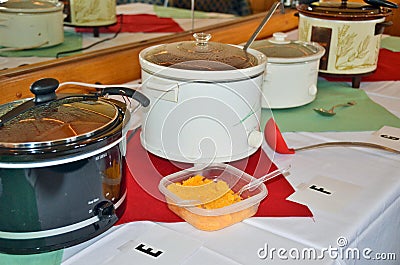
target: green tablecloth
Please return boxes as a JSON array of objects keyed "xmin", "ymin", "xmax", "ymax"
[
  {"xmin": 381, "ymin": 36, "xmax": 400, "ymax": 52},
  {"xmin": 261, "ymin": 79, "xmax": 400, "ymax": 133},
  {"xmin": 0, "ymin": 250, "xmax": 63, "ymax": 265},
  {"xmin": 0, "ymin": 31, "xmax": 82, "ymax": 58}
]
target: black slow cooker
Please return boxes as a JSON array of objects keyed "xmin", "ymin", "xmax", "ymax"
[{"xmin": 0, "ymin": 78, "xmax": 149, "ymax": 254}]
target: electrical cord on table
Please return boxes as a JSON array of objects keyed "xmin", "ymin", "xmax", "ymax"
[{"xmin": 56, "ymin": 14, "xmax": 124, "ymax": 58}]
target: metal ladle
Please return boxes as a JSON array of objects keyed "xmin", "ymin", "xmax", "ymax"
[
  {"xmin": 313, "ymin": 101, "xmax": 356, "ymax": 116},
  {"xmin": 243, "ymin": 1, "xmax": 281, "ymax": 51}
]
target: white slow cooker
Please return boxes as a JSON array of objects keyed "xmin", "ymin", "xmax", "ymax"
[
  {"xmin": 250, "ymin": 32, "xmax": 325, "ymax": 109},
  {"xmin": 0, "ymin": 1, "xmax": 64, "ymax": 49},
  {"xmin": 139, "ymin": 33, "xmax": 267, "ymax": 164}
]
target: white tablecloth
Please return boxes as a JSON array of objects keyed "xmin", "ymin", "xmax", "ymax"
[
  {"xmin": 249, "ymin": 80, "xmax": 400, "ymax": 264},
  {"xmin": 61, "ymin": 80, "xmax": 400, "ymax": 264}
]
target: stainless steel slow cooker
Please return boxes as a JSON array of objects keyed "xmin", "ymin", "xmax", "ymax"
[
  {"xmin": 297, "ymin": 0, "xmax": 395, "ymax": 87},
  {"xmin": 139, "ymin": 33, "xmax": 267, "ymax": 164},
  {"xmin": 0, "ymin": 78, "xmax": 149, "ymax": 254}
]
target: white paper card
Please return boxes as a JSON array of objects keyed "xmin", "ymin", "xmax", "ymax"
[
  {"xmin": 62, "ymin": 222, "xmax": 153, "ymax": 265},
  {"xmin": 288, "ymin": 175, "xmax": 362, "ymax": 213},
  {"xmin": 370, "ymin": 126, "xmax": 400, "ymax": 152},
  {"xmin": 109, "ymin": 223, "xmax": 202, "ymax": 264},
  {"xmin": 62, "ymin": 222, "xmax": 202, "ymax": 265}
]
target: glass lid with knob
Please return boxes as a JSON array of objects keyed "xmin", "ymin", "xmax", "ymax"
[
  {"xmin": 143, "ymin": 33, "xmax": 259, "ymax": 71},
  {"xmin": 250, "ymin": 32, "xmax": 325, "ymax": 63},
  {"xmin": 0, "ymin": 79, "xmax": 120, "ymax": 148}
]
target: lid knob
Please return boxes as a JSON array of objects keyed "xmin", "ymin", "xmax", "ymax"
[
  {"xmin": 269, "ymin": 32, "xmax": 290, "ymax": 44},
  {"xmin": 30, "ymin": 78, "xmax": 59, "ymax": 104},
  {"xmin": 193, "ymin": 32, "xmax": 211, "ymax": 46}
]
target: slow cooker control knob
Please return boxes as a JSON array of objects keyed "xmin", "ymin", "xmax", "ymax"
[
  {"xmin": 308, "ymin": 84, "xmax": 317, "ymax": 96},
  {"xmin": 94, "ymin": 201, "xmax": 115, "ymax": 220},
  {"xmin": 248, "ymin": 130, "xmax": 263, "ymax": 148}
]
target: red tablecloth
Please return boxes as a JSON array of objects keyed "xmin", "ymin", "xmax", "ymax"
[
  {"xmin": 116, "ymin": 130, "xmax": 312, "ymax": 225},
  {"xmin": 75, "ymin": 14, "xmax": 184, "ymax": 33},
  {"xmin": 324, "ymin": 48, "xmax": 400, "ymax": 82}
]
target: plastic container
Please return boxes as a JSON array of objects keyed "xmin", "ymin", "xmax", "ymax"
[{"xmin": 158, "ymin": 163, "xmax": 268, "ymax": 231}]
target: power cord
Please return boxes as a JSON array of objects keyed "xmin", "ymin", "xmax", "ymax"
[{"xmin": 56, "ymin": 14, "xmax": 124, "ymax": 58}]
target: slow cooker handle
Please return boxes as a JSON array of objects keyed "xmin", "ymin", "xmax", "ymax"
[
  {"xmin": 100, "ymin": 87, "xmax": 150, "ymax": 107},
  {"xmin": 375, "ymin": 20, "xmax": 394, "ymax": 34},
  {"xmin": 30, "ymin": 78, "xmax": 151, "ymax": 108},
  {"xmin": 364, "ymin": 0, "xmax": 398, "ymax": 8}
]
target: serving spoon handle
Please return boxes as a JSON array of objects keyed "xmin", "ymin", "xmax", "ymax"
[
  {"xmin": 295, "ymin": 141, "xmax": 400, "ymax": 154},
  {"xmin": 238, "ymin": 166, "xmax": 290, "ymax": 196},
  {"xmin": 313, "ymin": 101, "xmax": 356, "ymax": 116},
  {"xmin": 243, "ymin": 1, "xmax": 281, "ymax": 51}
]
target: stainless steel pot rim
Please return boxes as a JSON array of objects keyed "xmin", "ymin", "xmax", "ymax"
[
  {"xmin": 0, "ymin": 125, "xmax": 116, "ymax": 149},
  {"xmin": 0, "ymin": 135, "xmax": 125, "ymax": 169}
]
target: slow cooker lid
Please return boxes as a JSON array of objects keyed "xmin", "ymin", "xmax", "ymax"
[
  {"xmin": 0, "ymin": 96, "xmax": 119, "ymax": 148},
  {"xmin": 251, "ymin": 32, "xmax": 325, "ymax": 63},
  {"xmin": 143, "ymin": 32, "xmax": 259, "ymax": 70},
  {"xmin": 297, "ymin": 0, "xmax": 392, "ymax": 19},
  {"xmin": 0, "ymin": 0, "xmax": 63, "ymax": 13}
]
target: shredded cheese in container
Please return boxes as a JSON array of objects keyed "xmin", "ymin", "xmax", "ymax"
[
  {"xmin": 159, "ymin": 164, "xmax": 268, "ymax": 232},
  {"xmin": 165, "ymin": 175, "xmax": 259, "ymax": 231},
  {"xmin": 167, "ymin": 175, "xmax": 242, "ymax": 209}
]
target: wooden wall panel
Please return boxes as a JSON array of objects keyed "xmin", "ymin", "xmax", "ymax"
[{"xmin": 0, "ymin": 9, "xmax": 298, "ymax": 105}]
